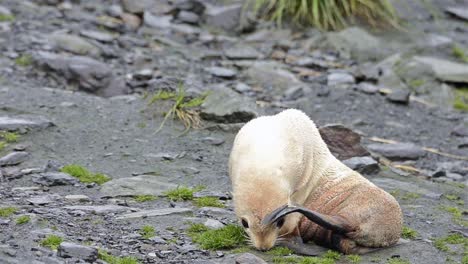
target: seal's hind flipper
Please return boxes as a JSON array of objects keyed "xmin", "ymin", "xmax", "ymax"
[{"xmin": 262, "ymin": 205, "xmax": 352, "ymax": 234}]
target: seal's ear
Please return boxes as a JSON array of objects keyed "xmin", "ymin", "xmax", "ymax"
[{"xmin": 262, "ymin": 205, "xmax": 351, "ymax": 234}]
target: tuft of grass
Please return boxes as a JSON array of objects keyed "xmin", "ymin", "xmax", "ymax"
[
  {"xmin": 134, "ymin": 195, "xmax": 156, "ymax": 202},
  {"xmin": 164, "ymin": 185, "xmax": 205, "ymax": 201},
  {"xmin": 322, "ymin": 250, "xmax": 341, "ymax": 260},
  {"xmin": 194, "ymin": 197, "xmax": 225, "ymax": 208},
  {"xmin": 139, "ymin": 225, "xmax": 155, "ymax": 239},
  {"xmin": 15, "ymin": 54, "xmax": 33, "ymax": 67},
  {"xmin": 401, "ymin": 226, "xmax": 418, "ymax": 239},
  {"xmin": 441, "ymin": 206, "xmax": 468, "ymax": 227},
  {"xmin": 40, "ymin": 235, "xmax": 63, "ymax": 250},
  {"xmin": 267, "ymin": 246, "xmax": 294, "ymax": 256},
  {"xmin": 0, "ymin": 14, "xmax": 15, "ymax": 22},
  {"xmin": 386, "ymin": 258, "xmax": 410, "ymax": 264},
  {"xmin": 347, "ymin": 255, "xmax": 361, "ymax": 263},
  {"xmin": 433, "ymin": 233, "xmax": 468, "ymax": 258},
  {"xmin": 16, "ymin": 215, "xmax": 31, "ymax": 225},
  {"xmin": 0, "ymin": 141, "xmax": 6, "ymax": 151},
  {"xmin": 452, "ymin": 45, "xmax": 468, "ymax": 63},
  {"xmin": 401, "ymin": 192, "xmax": 420, "ymax": 200},
  {"xmin": 250, "ymin": 0, "xmax": 399, "ymax": 31},
  {"xmin": 146, "ymin": 84, "xmax": 209, "ymax": 134},
  {"xmin": 408, "ymin": 79, "xmax": 425, "ymax": 88},
  {"xmin": 453, "ymin": 88, "xmax": 468, "ymax": 112},
  {"xmin": 60, "ymin": 164, "xmax": 110, "ymax": 185},
  {"xmin": 0, "ymin": 131, "xmax": 19, "ymax": 143},
  {"xmin": 444, "ymin": 194, "xmax": 464, "ymax": 205},
  {"xmin": 98, "ymin": 250, "xmax": 139, "ymax": 264},
  {"xmin": 188, "ymin": 224, "xmax": 246, "ymax": 250},
  {"xmin": 0, "ymin": 207, "xmax": 17, "ymax": 217}
]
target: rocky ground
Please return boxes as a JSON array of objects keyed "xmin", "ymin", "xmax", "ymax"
[{"xmin": 0, "ymin": 0, "xmax": 467, "ymax": 263}]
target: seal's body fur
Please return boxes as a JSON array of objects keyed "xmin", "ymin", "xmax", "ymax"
[{"xmin": 229, "ymin": 109, "xmax": 402, "ymax": 253}]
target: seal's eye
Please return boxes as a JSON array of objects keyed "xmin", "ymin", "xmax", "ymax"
[
  {"xmin": 276, "ymin": 218, "xmax": 285, "ymax": 228},
  {"xmin": 241, "ymin": 218, "xmax": 249, "ymax": 228}
]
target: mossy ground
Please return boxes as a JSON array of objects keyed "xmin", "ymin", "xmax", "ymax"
[
  {"xmin": 187, "ymin": 223, "xmax": 246, "ymax": 250},
  {"xmin": 164, "ymin": 185, "xmax": 204, "ymax": 201},
  {"xmin": 60, "ymin": 164, "xmax": 110, "ymax": 185},
  {"xmin": 15, "ymin": 54, "xmax": 33, "ymax": 67},
  {"xmin": 40, "ymin": 235, "xmax": 63, "ymax": 250},
  {"xmin": 401, "ymin": 226, "xmax": 418, "ymax": 239},
  {"xmin": 139, "ymin": 225, "xmax": 155, "ymax": 239},
  {"xmin": 98, "ymin": 250, "xmax": 139, "ymax": 264},
  {"xmin": 433, "ymin": 233, "xmax": 467, "ymax": 263},
  {"xmin": 271, "ymin": 250, "xmax": 341, "ymax": 264},
  {"xmin": 0, "ymin": 14, "xmax": 15, "ymax": 22},
  {"xmin": 0, "ymin": 131, "xmax": 19, "ymax": 142},
  {"xmin": 193, "ymin": 197, "xmax": 225, "ymax": 208},
  {"xmin": 452, "ymin": 45, "xmax": 468, "ymax": 63},
  {"xmin": 453, "ymin": 88, "xmax": 468, "ymax": 112},
  {"xmin": 0, "ymin": 207, "xmax": 17, "ymax": 217},
  {"xmin": 133, "ymin": 195, "xmax": 156, "ymax": 202},
  {"xmin": 16, "ymin": 215, "xmax": 30, "ymax": 225},
  {"xmin": 386, "ymin": 258, "xmax": 410, "ymax": 264}
]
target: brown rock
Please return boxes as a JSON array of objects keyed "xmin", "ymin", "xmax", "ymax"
[{"xmin": 319, "ymin": 124, "xmax": 369, "ymax": 160}]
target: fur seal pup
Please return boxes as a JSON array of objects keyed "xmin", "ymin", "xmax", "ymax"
[{"xmin": 228, "ymin": 109, "xmax": 402, "ymax": 254}]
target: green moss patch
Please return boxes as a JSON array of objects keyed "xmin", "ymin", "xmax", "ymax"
[
  {"xmin": 386, "ymin": 258, "xmax": 410, "ymax": 264},
  {"xmin": 98, "ymin": 250, "xmax": 139, "ymax": 264},
  {"xmin": 453, "ymin": 88, "xmax": 468, "ymax": 112},
  {"xmin": 61, "ymin": 164, "xmax": 110, "ymax": 185},
  {"xmin": 194, "ymin": 197, "xmax": 225, "ymax": 208},
  {"xmin": 347, "ymin": 254, "xmax": 361, "ymax": 263},
  {"xmin": 164, "ymin": 185, "xmax": 205, "ymax": 201},
  {"xmin": 0, "ymin": 131, "xmax": 19, "ymax": 143},
  {"xmin": 139, "ymin": 225, "xmax": 155, "ymax": 239},
  {"xmin": 452, "ymin": 45, "xmax": 468, "ymax": 63},
  {"xmin": 16, "ymin": 215, "xmax": 30, "ymax": 225},
  {"xmin": 0, "ymin": 141, "xmax": 6, "ymax": 151},
  {"xmin": 0, "ymin": 14, "xmax": 15, "ymax": 22},
  {"xmin": 401, "ymin": 192, "xmax": 421, "ymax": 200},
  {"xmin": 433, "ymin": 233, "xmax": 468, "ymax": 262},
  {"xmin": 15, "ymin": 54, "xmax": 33, "ymax": 67},
  {"xmin": 444, "ymin": 194, "xmax": 464, "ymax": 205},
  {"xmin": 441, "ymin": 206, "xmax": 468, "ymax": 227},
  {"xmin": 188, "ymin": 223, "xmax": 245, "ymax": 250},
  {"xmin": 401, "ymin": 226, "xmax": 418, "ymax": 239},
  {"xmin": 0, "ymin": 207, "xmax": 17, "ymax": 217},
  {"xmin": 133, "ymin": 195, "xmax": 156, "ymax": 202},
  {"xmin": 40, "ymin": 235, "xmax": 63, "ymax": 250},
  {"xmin": 267, "ymin": 246, "xmax": 294, "ymax": 256}
]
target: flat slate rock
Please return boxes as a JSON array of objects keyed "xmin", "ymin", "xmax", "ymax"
[
  {"xmin": 0, "ymin": 116, "xmax": 54, "ymax": 131},
  {"xmin": 63, "ymin": 205, "xmax": 135, "ymax": 215},
  {"xmin": 100, "ymin": 175, "xmax": 177, "ymax": 197},
  {"xmin": 58, "ymin": 242, "xmax": 98, "ymax": 262},
  {"xmin": 0, "ymin": 152, "xmax": 30, "ymax": 166},
  {"xmin": 367, "ymin": 143, "xmax": 425, "ymax": 160},
  {"xmin": 446, "ymin": 6, "xmax": 468, "ymax": 21},
  {"xmin": 32, "ymin": 172, "xmax": 78, "ymax": 186},
  {"xmin": 318, "ymin": 124, "xmax": 369, "ymax": 160},
  {"xmin": 224, "ymin": 44, "xmax": 262, "ymax": 60},
  {"xmin": 235, "ymin": 253, "xmax": 267, "ymax": 264},
  {"xmin": 343, "ymin": 156, "xmax": 379, "ymax": 175},
  {"xmin": 116, "ymin": 208, "xmax": 192, "ymax": 220},
  {"xmin": 206, "ymin": 66, "xmax": 237, "ymax": 78},
  {"xmin": 413, "ymin": 56, "xmax": 468, "ymax": 83}
]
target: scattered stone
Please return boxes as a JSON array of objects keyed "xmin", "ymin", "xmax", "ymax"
[
  {"xmin": 282, "ymin": 85, "xmax": 304, "ymax": 101},
  {"xmin": 80, "ymin": 30, "xmax": 116, "ymax": 43},
  {"xmin": 445, "ymin": 6, "xmax": 468, "ymax": 21},
  {"xmin": 177, "ymin": 11, "xmax": 200, "ymax": 24},
  {"xmin": 294, "ymin": 57, "xmax": 329, "ymax": 69},
  {"xmin": 246, "ymin": 62, "xmax": 302, "ymax": 97},
  {"xmin": 343, "ymin": 156, "xmax": 379, "ymax": 174},
  {"xmin": 386, "ymin": 89, "xmax": 410, "ymax": 105},
  {"xmin": 413, "ymin": 56, "xmax": 468, "ymax": 84},
  {"xmin": 206, "ymin": 67, "xmax": 237, "ymax": 79},
  {"xmin": 201, "ymin": 137, "xmax": 225, "ymax": 146},
  {"xmin": 318, "ymin": 125, "xmax": 369, "ymax": 160},
  {"xmin": 197, "ymin": 207, "xmax": 235, "ymax": 218},
  {"xmin": 143, "ymin": 12, "xmax": 172, "ymax": 29},
  {"xmin": 121, "ymin": 13, "xmax": 142, "ymax": 30},
  {"xmin": 451, "ymin": 124, "xmax": 468, "ymax": 137},
  {"xmin": 234, "ymin": 82, "xmax": 251, "ymax": 93},
  {"xmin": 0, "ymin": 116, "xmax": 54, "ymax": 131},
  {"xmin": 200, "ymin": 85, "xmax": 257, "ymax": 123},
  {"xmin": 327, "ymin": 72, "xmax": 355, "ymax": 86},
  {"xmin": 100, "ymin": 175, "xmax": 177, "ymax": 197},
  {"xmin": 49, "ymin": 33, "xmax": 101, "ymax": 57},
  {"xmin": 64, "ymin": 195, "xmax": 90, "ymax": 202},
  {"xmin": 203, "ymin": 4, "xmax": 242, "ymax": 32},
  {"xmin": 367, "ymin": 143, "xmax": 425, "ymax": 160},
  {"xmin": 116, "ymin": 208, "xmax": 192, "ymax": 220},
  {"xmin": 63, "ymin": 205, "xmax": 135, "ymax": 215},
  {"xmin": 121, "ymin": 0, "xmax": 153, "ymax": 14},
  {"xmin": 58, "ymin": 242, "xmax": 98, "ymax": 262},
  {"xmin": 235, "ymin": 253, "xmax": 267, "ymax": 264},
  {"xmin": 193, "ymin": 191, "xmax": 231, "ymax": 200},
  {"xmin": 356, "ymin": 82, "xmax": 379, "ymax": 94},
  {"xmin": 0, "ymin": 6, "xmax": 12, "ymax": 16},
  {"xmin": 204, "ymin": 219, "xmax": 224, "ymax": 230},
  {"xmin": 0, "ymin": 152, "xmax": 30, "ymax": 166},
  {"xmin": 458, "ymin": 137, "xmax": 468, "ymax": 148},
  {"xmin": 27, "ymin": 195, "xmax": 54, "ymax": 206},
  {"xmin": 32, "ymin": 172, "xmax": 78, "ymax": 186},
  {"xmin": 224, "ymin": 44, "xmax": 261, "ymax": 60}
]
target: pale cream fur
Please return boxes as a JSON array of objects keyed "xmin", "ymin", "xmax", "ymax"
[{"xmin": 228, "ymin": 109, "xmax": 402, "ymax": 251}]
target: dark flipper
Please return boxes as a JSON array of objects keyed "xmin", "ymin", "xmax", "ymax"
[{"xmin": 262, "ymin": 204, "xmax": 350, "ymax": 234}]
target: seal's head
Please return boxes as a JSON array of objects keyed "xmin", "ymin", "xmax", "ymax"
[{"xmin": 233, "ymin": 178, "xmax": 301, "ymax": 251}]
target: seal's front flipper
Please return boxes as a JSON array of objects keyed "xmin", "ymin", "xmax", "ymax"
[
  {"xmin": 262, "ymin": 205, "xmax": 352, "ymax": 234},
  {"xmin": 275, "ymin": 236, "xmax": 327, "ymax": 256}
]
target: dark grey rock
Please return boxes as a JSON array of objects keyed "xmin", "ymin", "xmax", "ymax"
[
  {"xmin": 44, "ymin": 160, "xmax": 63, "ymax": 172},
  {"xmin": 100, "ymin": 175, "xmax": 177, "ymax": 197},
  {"xmin": 27, "ymin": 195, "xmax": 54, "ymax": 206},
  {"xmin": 203, "ymin": 4, "xmax": 242, "ymax": 32},
  {"xmin": 201, "ymin": 85, "xmax": 257, "ymax": 123},
  {"xmin": 116, "ymin": 208, "xmax": 192, "ymax": 219},
  {"xmin": 58, "ymin": 242, "xmax": 98, "ymax": 262},
  {"xmin": 356, "ymin": 82, "xmax": 379, "ymax": 94},
  {"xmin": 246, "ymin": 62, "xmax": 302, "ymax": 97},
  {"xmin": 446, "ymin": 6, "xmax": 468, "ymax": 21},
  {"xmin": 235, "ymin": 253, "xmax": 267, "ymax": 264},
  {"xmin": 318, "ymin": 125, "xmax": 369, "ymax": 160},
  {"xmin": 80, "ymin": 30, "xmax": 116, "ymax": 43},
  {"xmin": 452, "ymin": 124, "xmax": 468, "ymax": 137},
  {"xmin": 177, "ymin": 11, "xmax": 199, "ymax": 24},
  {"xmin": 206, "ymin": 67, "xmax": 237, "ymax": 79},
  {"xmin": 193, "ymin": 191, "xmax": 231, "ymax": 200},
  {"xmin": 386, "ymin": 89, "xmax": 410, "ymax": 104},
  {"xmin": 63, "ymin": 205, "xmax": 135, "ymax": 215},
  {"xmin": 446, "ymin": 172, "xmax": 463, "ymax": 181},
  {"xmin": 367, "ymin": 143, "xmax": 425, "ymax": 160},
  {"xmin": 224, "ymin": 44, "xmax": 261, "ymax": 60},
  {"xmin": 121, "ymin": 0, "xmax": 153, "ymax": 14},
  {"xmin": 64, "ymin": 195, "xmax": 90, "ymax": 202},
  {"xmin": 343, "ymin": 156, "xmax": 379, "ymax": 174},
  {"xmin": 197, "ymin": 207, "xmax": 235, "ymax": 218},
  {"xmin": 294, "ymin": 57, "xmax": 329, "ymax": 69},
  {"xmin": 327, "ymin": 72, "xmax": 355, "ymax": 86},
  {"xmin": 49, "ymin": 33, "xmax": 101, "ymax": 57},
  {"xmin": 204, "ymin": 218, "xmax": 224, "ymax": 230},
  {"xmin": 0, "ymin": 152, "xmax": 30, "ymax": 166},
  {"xmin": 0, "ymin": 116, "xmax": 54, "ymax": 131},
  {"xmin": 282, "ymin": 85, "xmax": 304, "ymax": 101},
  {"xmin": 458, "ymin": 137, "xmax": 468, "ymax": 148},
  {"xmin": 201, "ymin": 137, "xmax": 225, "ymax": 146},
  {"xmin": 413, "ymin": 56, "xmax": 468, "ymax": 84},
  {"xmin": 32, "ymin": 172, "xmax": 78, "ymax": 186}
]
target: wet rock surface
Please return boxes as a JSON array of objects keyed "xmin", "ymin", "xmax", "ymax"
[{"xmin": 0, "ymin": 0, "xmax": 467, "ymax": 263}]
